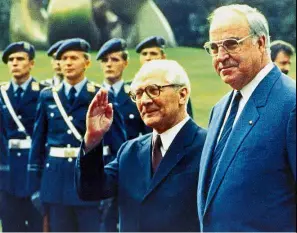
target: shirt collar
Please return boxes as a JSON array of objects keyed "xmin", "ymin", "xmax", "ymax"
[
  {"xmin": 103, "ymin": 80, "xmax": 124, "ymax": 96},
  {"xmin": 11, "ymin": 76, "xmax": 32, "ymax": 92},
  {"xmin": 240, "ymin": 62, "xmax": 274, "ymax": 102},
  {"xmin": 63, "ymin": 77, "xmax": 87, "ymax": 96},
  {"xmin": 153, "ymin": 115, "xmax": 190, "ymax": 153}
]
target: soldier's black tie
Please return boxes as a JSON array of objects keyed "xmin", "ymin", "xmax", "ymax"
[
  {"xmin": 152, "ymin": 134, "xmax": 163, "ymax": 173},
  {"xmin": 15, "ymin": 87, "xmax": 24, "ymax": 112},
  {"xmin": 207, "ymin": 91, "xmax": 242, "ymax": 192},
  {"xmin": 68, "ymin": 87, "xmax": 77, "ymax": 106}
]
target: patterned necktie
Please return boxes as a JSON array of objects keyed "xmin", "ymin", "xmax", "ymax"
[
  {"xmin": 15, "ymin": 87, "xmax": 24, "ymax": 111},
  {"xmin": 152, "ymin": 134, "xmax": 163, "ymax": 173},
  {"xmin": 207, "ymin": 91, "xmax": 242, "ymax": 191},
  {"xmin": 68, "ymin": 87, "xmax": 77, "ymax": 106}
]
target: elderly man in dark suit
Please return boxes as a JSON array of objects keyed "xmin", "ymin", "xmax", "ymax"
[
  {"xmin": 75, "ymin": 59, "xmax": 207, "ymax": 232},
  {"xmin": 198, "ymin": 4, "xmax": 296, "ymax": 232}
]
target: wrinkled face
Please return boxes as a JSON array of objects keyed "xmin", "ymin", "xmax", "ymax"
[
  {"xmin": 210, "ymin": 11, "xmax": 266, "ymax": 90},
  {"xmin": 60, "ymin": 51, "xmax": 89, "ymax": 81},
  {"xmin": 51, "ymin": 53, "xmax": 63, "ymax": 76},
  {"xmin": 100, "ymin": 51, "xmax": 128, "ymax": 84},
  {"xmin": 132, "ymin": 72, "xmax": 187, "ymax": 133},
  {"xmin": 139, "ymin": 47, "xmax": 166, "ymax": 65},
  {"xmin": 274, "ymin": 51, "xmax": 291, "ymax": 75},
  {"xmin": 7, "ymin": 52, "xmax": 34, "ymax": 80}
]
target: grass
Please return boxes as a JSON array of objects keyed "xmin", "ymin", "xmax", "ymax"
[{"xmin": 0, "ymin": 47, "xmax": 296, "ymax": 128}]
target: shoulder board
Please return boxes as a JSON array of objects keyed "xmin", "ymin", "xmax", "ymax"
[
  {"xmin": 90, "ymin": 81, "xmax": 101, "ymax": 88},
  {"xmin": 52, "ymin": 83, "xmax": 63, "ymax": 92},
  {"xmin": 124, "ymin": 83, "xmax": 131, "ymax": 94},
  {"xmin": 87, "ymin": 82, "xmax": 101, "ymax": 93},
  {"xmin": 31, "ymin": 81, "xmax": 41, "ymax": 91},
  {"xmin": 40, "ymin": 79, "xmax": 52, "ymax": 87},
  {"xmin": 0, "ymin": 82, "xmax": 9, "ymax": 90}
]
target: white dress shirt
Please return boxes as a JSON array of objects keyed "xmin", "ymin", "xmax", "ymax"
[
  {"xmin": 63, "ymin": 77, "xmax": 87, "ymax": 97},
  {"xmin": 152, "ymin": 115, "xmax": 191, "ymax": 157}
]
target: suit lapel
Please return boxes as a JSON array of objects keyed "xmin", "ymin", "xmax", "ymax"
[
  {"xmin": 137, "ymin": 135, "xmax": 153, "ymax": 193},
  {"xmin": 143, "ymin": 119, "xmax": 197, "ymax": 199},
  {"xmin": 6, "ymin": 82, "xmax": 17, "ymax": 108},
  {"xmin": 198, "ymin": 92, "xmax": 233, "ymax": 214},
  {"xmin": 203, "ymin": 66, "xmax": 281, "ymax": 216}
]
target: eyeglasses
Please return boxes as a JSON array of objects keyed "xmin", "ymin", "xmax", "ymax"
[
  {"xmin": 129, "ymin": 84, "xmax": 184, "ymax": 102},
  {"xmin": 204, "ymin": 34, "xmax": 253, "ymax": 56}
]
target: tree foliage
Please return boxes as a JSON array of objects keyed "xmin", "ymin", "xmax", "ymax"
[{"xmin": 0, "ymin": 0, "xmax": 295, "ymax": 49}]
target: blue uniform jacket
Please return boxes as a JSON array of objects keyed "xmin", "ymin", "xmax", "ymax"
[
  {"xmin": 197, "ymin": 66, "xmax": 296, "ymax": 232},
  {"xmin": 27, "ymin": 81, "xmax": 127, "ymax": 206},
  {"xmin": 0, "ymin": 79, "xmax": 46, "ymax": 197},
  {"xmin": 75, "ymin": 119, "xmax": 207, "ymax": 231}
]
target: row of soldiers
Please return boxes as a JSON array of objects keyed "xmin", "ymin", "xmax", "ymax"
[{"xmin": 0, "ymin": 36, "xmax": 193, "ymax": 232}]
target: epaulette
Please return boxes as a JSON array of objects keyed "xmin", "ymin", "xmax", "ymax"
[
  {"xmin": 52, "ymin": 83, "xmax": 63, "ymax": 92},
  {"xmin": 90, "ymin": 81, "xmax": 101, "ymax": 88},
  {"xmin": 123, "ymin": 83, "xmax": 131, "ymax": 94},
  {"xmin": 40, "ymin": 79, "xmax": 52, "ymax": 87},
  {"xmin": 0, "ymin": 82, "xmax": 9, "ymax": 90},
  {"xmin": 87, "ymin": 82, "xmax": 101, "ymax": 93},
  {"xmin": 31, "ymin": 81, "xmax": 41, "ymax": 91}
]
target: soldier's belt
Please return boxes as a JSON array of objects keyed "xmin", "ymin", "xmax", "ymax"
[
  {"xmin": 9, "ymin": 139, "xmax": 32, "ymax": 149},
  {"xmin": 49, "ymin": 147, "xmax": 80, "ymax": 158}
]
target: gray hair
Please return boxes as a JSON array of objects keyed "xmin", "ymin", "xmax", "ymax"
[
  {"xmin": 131, "ymin": 59, "xmax": 191, "ymax": 100},
  {"xmin": 209, "ymin": 4, "xmax": 271, "ymax": 55}
]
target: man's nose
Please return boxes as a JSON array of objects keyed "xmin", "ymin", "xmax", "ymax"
[{"xmin": 216, "ymin": 46, "xmax": 230, "ymax": 62}]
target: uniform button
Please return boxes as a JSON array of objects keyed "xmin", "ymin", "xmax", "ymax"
[
  {"xmin": 68, "ymin": 158, "xmax": 73, "ymax": 162},
  {"xmin": 46, "ymin": 163, "xmax": 50, "ymax": 168},
  {"xmin": 50, "ymin": 113, "xmax": 54, "ymax": 117},
  {"xmin": 129, "ymin": 114, "xmax": 135, "ymax": 119},
  {"xmin": 67, "ymin": 144, "xmax": 71, "ymax": 148},
  {"xmin": 69, "ymin": 116, "xmax": 73, "ymax": 121},
  {"xmin": 17, "ymin": 152, "xmax": 21, "ymax": 157},
  {"xmin": 67, "ymin": 130, "xmax": 72, "ymax": 134},
  {"xmin": 18, "ymin": 115, "xmax": 22, "ymax": 119}
]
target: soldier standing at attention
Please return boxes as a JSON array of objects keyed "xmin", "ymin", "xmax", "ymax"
[
  {"xmin": 136, "ymin": 36, "xmax": 194, "ymax": 118},
  {"xmin": 96, "ymin": 38, "xmax": 151, "ymax": 232},
  {"xmin": 0, "ymin": 41, "xmax": 45, "ymax": 232},
  {"xmin": 41, "ymin": 40, "xmax": 65, "ymax": 87},
  {"xmin": 27, "ymin": 38, "xmax": 127, "ymax": 232}
]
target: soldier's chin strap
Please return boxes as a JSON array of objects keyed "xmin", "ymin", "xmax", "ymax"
[
  {"xmin": 0, "ymin": 85, "xmax": 30, "ymax": 138},
  {"xmin": 52, "ymin": 89, "xmax": 83, "ymax": 142}
]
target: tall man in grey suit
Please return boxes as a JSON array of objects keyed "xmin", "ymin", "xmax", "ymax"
[
  {"xmin": 75, "ymin": 60, "xmax": 207, "ymax": 231},
  {"xmin": 198, "ymin": 4, "xmax": 296, "ymax": 232}
]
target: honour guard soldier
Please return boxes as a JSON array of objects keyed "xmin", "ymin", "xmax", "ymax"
[
  {"xmin": 27, "ymin": 38, "xmax": 127, "ymax": 232},
  {"xmin": 136, "ymin": 36, "xmax": 194, "ymax": 118},
  {"xmin": 0, "ymin": 41, "xmax": 45, "ymax": 232},
  {"xmin": 96, "ymin": 38, "xmax": 152, "ymax": 232},
  {"xmin": 40, "ymin": 40, "xmax": 65, "ymax": 87}
]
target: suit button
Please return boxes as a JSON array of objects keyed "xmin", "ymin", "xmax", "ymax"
[
  {"xmin": 17, "ymin": 152, "xmax": 21, "ymax": 157},
  {"xmin": 129, "ymin": 114, "xmax": 135, "ymax": 119},
  {"xmin": 46, "ymin": 163, "xmax": 50, "ymax": 168},
  {"xmin": 18, "ymin": 115, "xmax": 22, "ymax": 119},
  {"xmin": 68, "ymin": 158, "xmax": 73, "ymax": 162},
  {"xmin": 67, "ymin": 130, "xmax": 72, "ymax": 134},
  {"xmin": 50, "ymin": 113, "xmax": 54, "ymax": 117}
]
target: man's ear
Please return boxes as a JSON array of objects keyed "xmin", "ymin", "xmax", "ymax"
[{"xmin": 179, "ymin": 87, "xmax": 189, "ymax": 105}]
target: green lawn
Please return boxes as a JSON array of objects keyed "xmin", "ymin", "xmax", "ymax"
[{"xmin": 0, "ymin": 47, "xmax": 295, "ymax": 128}]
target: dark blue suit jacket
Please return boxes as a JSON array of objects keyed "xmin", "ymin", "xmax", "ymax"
[
  {"xmin": 198, "ymin": 66, "xmax": 296, "ymax": 232},
  {"xmin": 27, "ymin": 81, "xmax": 127, "ymax": 206},
  {"xmin": 75, "ymin": 119, "xmax": 207, "ymax": 231},
  {"xmin": 0, "ymin": 79, "xmax": 46, "ymax": 197}
]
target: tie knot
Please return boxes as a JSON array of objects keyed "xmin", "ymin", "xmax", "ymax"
[
  {"xmin": 70, "ymin": 87, "xmax": 77, "ymax": 95},
  {"xmin": 16, "ymin": 87, "xmax": 23, "ymax": 94},
  {"xmin": 154, "ymin": 135, "xmax": 162, "ymax": 148},
  {"xmin": 234, "ymin": 91, "xmax": 242, "ymax": 101}
]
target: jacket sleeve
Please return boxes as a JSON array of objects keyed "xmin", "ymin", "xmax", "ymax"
[
  {"xmin": 27, "ymin": 91, "xmax": 48, "ymax": 195},
  {"xmin": 75, "ymin": 140, "xmax": 129, "ymax": 201}
]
